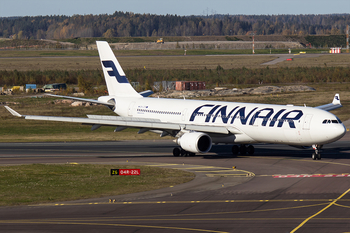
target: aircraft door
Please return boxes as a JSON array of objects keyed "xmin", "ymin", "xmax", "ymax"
[
  {"xmin": 128, "ymin": 102, "xmax": 135, "ymax": 116},
  {"xmin": 302, "ymin": 115, "xmax": 313, "ymax": 130},
  {"xmin": 299, "ymin": 114, "xmax": 312, "ymax": 142},
  {"xmin": 182, "ymin": 109, "xmax": 188, "ymax": 121}
]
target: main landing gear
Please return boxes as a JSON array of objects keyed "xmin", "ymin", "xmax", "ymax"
[
  {"xmin": 172, "ymin": 147, "xmax": 195, "ymax": 157},
  {"xmin": 172, "ymin": 144, "xmax": 255, "ymax": 157},
  {"xmin": 312, "ymin": 144, "xmax": 322, "ymax": 160},
  {"xmin": 232, "ymin": 144, "xmax": 255, "ymax": 156}
]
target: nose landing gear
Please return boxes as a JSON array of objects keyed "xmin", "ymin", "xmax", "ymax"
[{"xmin": 312, "ymin": 144, "xmax": 322, "ymax": 160}]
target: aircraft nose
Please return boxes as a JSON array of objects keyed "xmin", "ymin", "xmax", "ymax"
[
  {"xmin": 330, "ymin": 124, "xmax": 346, "ymax": 141},
  {"xmin": 312, "ymin": 121, "xmax": 347, "ymax": 145}
]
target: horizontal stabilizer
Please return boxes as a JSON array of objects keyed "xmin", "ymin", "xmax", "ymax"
[{"xmin": 138, "ymin": 90, "xmax": 154, "ymax": 97}]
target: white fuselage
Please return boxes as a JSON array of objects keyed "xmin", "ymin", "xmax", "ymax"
[{"xmin": 113, "ymin": 96, "xmax": 346, "ymax": 146}]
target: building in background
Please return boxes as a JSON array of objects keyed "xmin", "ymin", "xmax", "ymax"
[{"xmin": 175, "ymin": 81, "xmax": 206, "ymax": 91}]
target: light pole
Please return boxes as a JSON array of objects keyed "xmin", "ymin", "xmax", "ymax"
[
  {"xmin": 347, "ymin": 25, "xmax": 349, "ymax": 53},
  {"xmin": 252, "ymin": 33, "xmax": 255, "ymax": 54}
]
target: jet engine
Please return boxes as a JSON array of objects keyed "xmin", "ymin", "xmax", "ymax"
[
  {"xmin": 176, "ymin": 132, "xmax": 212, "ymax": 153},
  {"xmin": 97, "ymin": 96, "xmax": 116, "ymax": 110}
]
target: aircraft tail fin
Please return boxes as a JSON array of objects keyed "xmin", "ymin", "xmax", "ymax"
[
  {"xmin": 96, "ymin": 41, "xmax": 141, "ymax": 98},
  {"xmin": 332, "ymin": 93, "xmax": 341, "ymax": 105}
]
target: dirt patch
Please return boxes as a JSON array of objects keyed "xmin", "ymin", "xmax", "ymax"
[{"xmin": 155, "ymin": 85, "xmax": 315, "ymax": 98}]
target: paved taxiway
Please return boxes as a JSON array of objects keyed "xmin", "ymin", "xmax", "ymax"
[{"xmin": 0, "ymin": 136, "xmax": 350, "ymax": 233}]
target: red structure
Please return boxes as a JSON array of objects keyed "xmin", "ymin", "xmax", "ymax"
[
  {"xmin": 330, "ymin": 47, "xmax": 341, "ymax": 53},
  {"xmin": 175, "ymin": 81, "xmax": 206, "ymax": 91}
]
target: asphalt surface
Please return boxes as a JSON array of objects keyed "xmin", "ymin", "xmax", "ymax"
[{"xmin": 0, "ymin": 136, "xmax": 350, "ymax": 233}]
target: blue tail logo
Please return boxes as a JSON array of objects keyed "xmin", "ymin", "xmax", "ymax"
[{"xmin": 102, "ymin": 60, "xmax": 128, "ymax": 83}]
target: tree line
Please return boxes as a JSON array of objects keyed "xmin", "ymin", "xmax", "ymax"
[
  {"xmin": 1, "ymin": 67, "xmax": 350, "ymax": 94},
  {"xmin": 1, "ymin": 12, "xmax": 350, "ymax": 40}
]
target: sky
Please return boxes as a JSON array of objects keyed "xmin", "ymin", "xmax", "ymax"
[{"xmin": 0, "ymin": 0, "xmax": 349, "ymax": 17}]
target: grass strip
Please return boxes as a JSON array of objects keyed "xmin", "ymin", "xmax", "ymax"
[
  {"xmin": 0, "ymin": 48, "xmax": 329, "ymax": 58},
  {"xmin": 0, "ymin": 164, "xmax": 195, "ymax": 206}
]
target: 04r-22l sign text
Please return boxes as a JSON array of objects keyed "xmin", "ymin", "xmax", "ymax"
[{"xmin": 110, "ymin": 169, "xmax": 141, "ymax": 176}]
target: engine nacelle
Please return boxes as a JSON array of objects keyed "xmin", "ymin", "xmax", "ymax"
[
  {"xmin": 176, "ymin": 132, "xmax": 212, "ymax": 153},
  {"xmin": 97, "ymin": 96, "xmax": 116, "ymax": 110}
]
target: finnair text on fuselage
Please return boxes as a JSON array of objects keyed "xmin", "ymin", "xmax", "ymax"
[{"xmin": 189, "ymin": 104, "xmax": 303, "ymax": 128}]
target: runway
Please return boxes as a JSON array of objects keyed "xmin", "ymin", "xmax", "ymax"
[{"xmin": 0, "ymin": 139, "xmax": 350, "ymax": 233}]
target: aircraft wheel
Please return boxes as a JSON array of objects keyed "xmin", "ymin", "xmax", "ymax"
[
  {"xmin": 189, "ymin": 152, "xmax": 196, "ymax": 156},
  {"xmin": 173, "ymin": 147, "xmax": 180, "ymax": 157},
  {"xmin": 240, "ymin": 145, "xmax": 247, "ymax": 155},
  {"xmin": 180, "ymin": 149, "xmax": 187, "ymax": 157},
  {"xmin": 312, "ymin": 153, "xmax": 317, "ymax": 160},
  {"xmin": 312, "ymin": 144, "xmax": 322, "ymax": 160},
  {"xmin": 232, "ymin": 145, "xmax": 239, "ymax": 155},
  {"xmin": 247, "ymin": 145, "xmax": 255, "ymax": 155}
]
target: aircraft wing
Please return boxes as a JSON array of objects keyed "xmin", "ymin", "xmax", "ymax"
[
  {"xmin": 315, "ymin": 94, "xmax": 342, "ymax": 111},
  {"xmin": 4, "ymin": 106, "xmax": 240, "ymax": 135},
  {"xmin": 46, "ymin": 90, "xmax": 153, "ymax": 105},
  {"xmin": 46, "ymin": 94, "xmax": 115, "ymax": 106}
]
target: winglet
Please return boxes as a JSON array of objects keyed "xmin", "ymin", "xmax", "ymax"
[
  {"xmin": 332, "ymin": 93, "xmax": 341, "ymax": 105},
  {"xmin": 315, "ymin": 93, "xmax": 342, "ymax": 111},
  {"xmin": 4, "ymin": 106, "xmax": 23, "ymax": 117}
]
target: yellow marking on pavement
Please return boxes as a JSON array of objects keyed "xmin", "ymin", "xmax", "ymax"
[
  {"xmin": 109, "ymin": 202, "xmax": 330, "ymax": 220},
  {"xmin": 31, "ymin": 202, "xmax": 332, "ymax": 221},
  {"xmin": 290, "ymin": 188, "xmax": 350, "ymax": 233},
  {"xmin": 73, "ymin": 217, "xmax": 350, "ymax": 221},
  {"xmin": 195, "ymin": 170, "xmax": 236, "ymax": 172},
  {"xmin": 0, "ymin": 220, "xmax": 228, "ymax": 233},
  {"xmin": 334, "ymin": 203, "xmax": 350, "ymax": 209},
  {"xmin": 206, "ymin": 174, "xmax": 249, "ymax": 177},
  {"xmin": 178, "ymin": 166, "xmax": 219, "ymax": 169},
  {"xmin": 147, "ymin": 164, "xmax": 180, "ymax": 166},
  {"xmin": 241, "ymin": 155, "xmax": 350, "ymax": 167},
  {"xmin": 152, "ymin": 163, "xmax": 256, "ymax": 178},
  {"xmin": 3, "ymin": 216, "xmax": 350, "ymax": 225},
  {"xmin": 30, "ymin": 198, "xmax": 350, "ymax": 207}
]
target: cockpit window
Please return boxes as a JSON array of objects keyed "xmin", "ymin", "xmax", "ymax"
[
  {"xmin": 322, "ymin": 119, "xmax": 340, "ymax": 124},
  {"xmin": 336, "ymin": 117, "xmax": 342, "ymax": 124}
]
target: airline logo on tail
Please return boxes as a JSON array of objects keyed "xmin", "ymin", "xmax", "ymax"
[{"xmin": 102, "ymin": 60, "xmax": 128, "ymax": 83}]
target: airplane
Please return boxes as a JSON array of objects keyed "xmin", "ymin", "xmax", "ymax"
[{"xmin": 4, "ymin": 41, "xmax": 347, "ymax": 160}]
